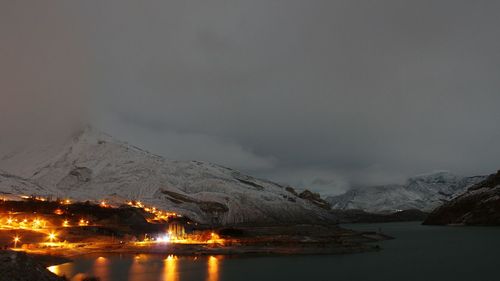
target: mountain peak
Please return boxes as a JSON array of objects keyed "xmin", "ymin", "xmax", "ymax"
[{"xmin": 0, "ymin": 128, "xmax": 334, "ymax": 225}]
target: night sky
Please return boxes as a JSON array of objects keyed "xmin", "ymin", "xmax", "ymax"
[{"xmin": 2, "ymin": 1, "xmax": 500, "ymax": 194}]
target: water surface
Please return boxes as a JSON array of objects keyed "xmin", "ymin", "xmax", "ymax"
[{"xmin": 49, "ymin": 222, "xmax": 500, "ymax": 281}]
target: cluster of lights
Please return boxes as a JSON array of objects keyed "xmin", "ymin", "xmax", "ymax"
[
  {"xmin": 1, "ymin": 196, "xmax": 227, "ymax": 252},
  {"xmin": 7, "ymin": 231, "xmax": 60, "ymax": 249},
  {"xmin": 127, "ymin": 200, "xmax": 144, "ymax": 208},
  {"xmin": 20, "ymin": 195, "xmax": 48, "ymax": 201},
  {"xmin": 137, "ymin": 230, "xmax": 224, "ymax": 246},
  {"xmin": 0, "ymin": 216, "xmax": 48, "ymax": 229},
  {"xmin": 60, "ymin": 199, "xmax": 71, "ymax": 205},
  {"xmin": 207, "ymin": 232, "xmax": 223, "ymax": 244},
  {"xmin": 126, "ymin": 200, "xmax": 181, "ymax": 222},
  {"xmin": 78, "ymin": 218, "xmax": 90, "ymax": 226}
]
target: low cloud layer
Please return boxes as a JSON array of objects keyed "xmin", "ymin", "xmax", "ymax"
[{"xmin": 2, "ymin": 1, "xmax": 500, "ymax": 194}]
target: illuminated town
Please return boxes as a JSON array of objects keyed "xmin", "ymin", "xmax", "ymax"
[{"xmin": 0, "ymin": 195, "xmax": 226, "ymax": 257}]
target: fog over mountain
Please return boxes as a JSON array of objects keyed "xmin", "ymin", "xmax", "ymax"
[{"xmin": 2, "ymin": 1, "xmax": 500, "ymax": 195}]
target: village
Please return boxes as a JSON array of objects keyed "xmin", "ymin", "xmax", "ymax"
[
  {"xmin": 0, "ymin": 194, "xmax": 228, "ymax": 258},
  {"xmin": 0, "ymin": 193, "xmax": 388, "ymax": 261}
]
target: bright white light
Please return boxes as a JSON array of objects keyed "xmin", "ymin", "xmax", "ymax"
[{"xmin": 157, "ymin": 234, "xmax": 171, "ymax": 243}]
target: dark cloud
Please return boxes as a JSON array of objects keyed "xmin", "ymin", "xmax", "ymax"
[
  {"xmin": 0, "ymin": 2, "xmax": 89, "ymax": 150},
  {"xmin": 2, "ymin": 1, "xmax": 500, "ymax": 194}
]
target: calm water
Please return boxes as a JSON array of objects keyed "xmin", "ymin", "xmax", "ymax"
[{"xmin": 48, "ymin": 222, "xmax": 500, "ymax": 281}]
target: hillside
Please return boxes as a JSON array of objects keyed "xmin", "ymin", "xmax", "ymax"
[
  {"xmin": 0, "ymin": 171, "xmax": 54, "ymax": 199},
  {"xmin": 0, "ymin": 128, "xmax": 333, "ymax": 225},
  {"xmin": 424, "ymin": 170, "xmax": 500, "ymax": 225}
]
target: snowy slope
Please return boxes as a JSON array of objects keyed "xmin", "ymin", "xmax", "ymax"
[
  {"xmin": 0, "ymin": 170, "xmax": 55, "ymax": 199},
  {"xmin": 0, "ymin": 128, "xmax": 333, "ymax": 225},
  {"xmin": 326, "ymin": 172, "xmax": 485, "ymax": 213}
]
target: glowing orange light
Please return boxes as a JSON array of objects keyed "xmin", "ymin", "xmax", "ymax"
[
  {"xmin": 47, "ymin": 265, "xmax": 60, "ymax": 275},
  {"xmin": 93, "ymin": 256, "xmax": 108, "ymax": 278},
  {"xmin": 62, "ymin": 220, "xmax": 69, "ymax": 227},
  {"xmin": 163, "ymin": 255, "xmax": 179, "ymax": 281},
  {"xmin": 13, "ymin": 236, "xmax": 20, "ymax": 248},
  {"xmin": 48, "ymin": 232, "xmax": 57, "ymax": 242},
  {"xmin": 207, "ymin": 256, "xmax": 219, "ymax": 281}
]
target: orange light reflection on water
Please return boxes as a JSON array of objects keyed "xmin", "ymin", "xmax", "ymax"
[
  {"xmin": 129, "ymin": 254, "xmax": 146, "ymax": 281},
  {"xmin": 207, "ymin": 256, "xmax": 220, "ymax": 281},
  {"xmin": 49, "ymin": 254, "xmax": 222, "ymax": 281},
  {"xmin": 93, "ymin": 256, "xmax": 109, "ymax": 281},
  {"xmin": 162, "ymin": 255, "xmax": 179, "ymax": 281}
]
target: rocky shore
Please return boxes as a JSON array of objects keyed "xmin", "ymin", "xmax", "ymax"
[{"xmin": 0, "ymin": 251, "xmax": 66, "ymax": 281}]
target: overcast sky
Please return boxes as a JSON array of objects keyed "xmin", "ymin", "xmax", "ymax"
[{"xmin": 2, "ymin": 1, "xmax": 500, "ymax": 194}]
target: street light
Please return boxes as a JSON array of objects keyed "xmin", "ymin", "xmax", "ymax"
[
  {"xmin": 13, "ymin": 236, "xmax": 20, "ymax": 248},
  {"xmin": 48, "ymin": 232, "xmax": 57, "ymax": 242}
]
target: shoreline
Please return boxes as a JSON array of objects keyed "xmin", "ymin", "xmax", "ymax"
[
  {"xmin": 1, "ymin": 223, "xmax": 394, "ymax": 268},
  {"xmin": 31, "ymin": 231, "xmax": 392, "ymax": 267}
]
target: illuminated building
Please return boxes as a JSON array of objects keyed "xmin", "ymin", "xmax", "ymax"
[{"xmin": 168, "ymin": 222, "xmax": 186, "ymax": 239}]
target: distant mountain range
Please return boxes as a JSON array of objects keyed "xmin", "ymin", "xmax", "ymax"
[
  {"xmin": 0, "ymin": 127, "xmax": 333, "ymax": 225},
  {"xmin": 326, "ymin": 171, "xmax": 485, "ymax": 213}
]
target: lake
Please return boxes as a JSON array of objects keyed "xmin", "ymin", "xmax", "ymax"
[{"xmin": 48, "ymin": 222, "xmax": 500, "ymax": 281}]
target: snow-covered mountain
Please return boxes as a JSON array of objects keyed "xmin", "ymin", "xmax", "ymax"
[
  {"xmin": 326, "ymin": 171, "xmax": 485, "ymax": 213},
  {"xmin": 0, "ymin": 128, "xmax": 333, "ymax": 225},
  {"xmin": 424, "ymin": 170, "xmax": 500, "ymax": 225}
]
